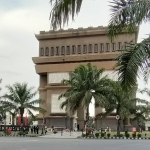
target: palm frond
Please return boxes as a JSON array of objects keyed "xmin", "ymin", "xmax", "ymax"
[
  {"xmin": 115, "ymin": 37, "xmax": 150, "ymax": 90},
  {"xmin": 50, "ymin": 0, "xmax": 83, "ymax": 30},
  {"xmin": 108, "ymin": 0, "xmax": 150, "ymax": 40}
]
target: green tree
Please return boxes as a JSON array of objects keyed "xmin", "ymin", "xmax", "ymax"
[
  {"xmin": 50, "ymin": 0, "xmax": 83, "ymax": 30},
  {"xmin": 59, "ymin": 63, "xmax": 111, "ymax": 125},
  {"xmin": 49, "ymin": 0, "xmax": 150, "ymax": 91},
  {"xmin": 1, "ymin": 83, "xmax": 46, "ymax": 125},
  {"xmin": 99, "ymin": 81, "xmax": 148, "ymax": 135},
  {"xmin": 107, "ymin": 0, "xmax": 150, "ymax": 90}
]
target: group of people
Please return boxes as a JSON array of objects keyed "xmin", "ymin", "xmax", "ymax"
[{"xmin": 30, "ymin": 126, "xmax": 39, "ymax": 134}]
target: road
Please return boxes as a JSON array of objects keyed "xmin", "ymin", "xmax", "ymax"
[{"xmin": 0, "ymin": 137, "xmax": 149, "ymax": 150}]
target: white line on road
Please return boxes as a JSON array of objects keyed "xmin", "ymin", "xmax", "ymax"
[{"xmin": 0, "ymin": 140, "xmax": 38, "ymax": 143}]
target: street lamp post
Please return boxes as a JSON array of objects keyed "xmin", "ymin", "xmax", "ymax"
[{"xmin": 116, "ymin": 115, "xmax": 120, "ymax": 137}]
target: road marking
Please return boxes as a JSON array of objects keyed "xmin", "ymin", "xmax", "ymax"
[{"xmin": 0, "ymin": 140, "xmax": 38, "ymax": 143}]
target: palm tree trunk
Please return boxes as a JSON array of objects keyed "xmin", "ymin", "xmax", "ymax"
[
  {"xmin": 12, "ymin": 114, "xmax": 16, "ymax": 125},
  {"xmin": 116, "ymin": 106, "xmax": 120, "ymax": 137},
  {"xmin": 20, "ymin": 107, "xmax": 24, "ymax": 126},
  {"xmin": 85, "ymin": 106, "xmax": 89, "ymax": 134},
  {"xmin": 123, "ymin": 118, "xmax": 126, "ymax": 131}
]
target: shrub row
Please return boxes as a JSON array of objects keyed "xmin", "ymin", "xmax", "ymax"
[{"xmin": 82, "ymin": 132, "xmax": 148, "ymax": 139}]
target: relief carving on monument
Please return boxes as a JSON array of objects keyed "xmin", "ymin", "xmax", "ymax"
[
  {"xmin": 51, "ymin": 94, "xmax": 66, "ymax": 113},
  {"xmin": 48, "ymin": 72, "xmax": 69, "ymax": 84}
]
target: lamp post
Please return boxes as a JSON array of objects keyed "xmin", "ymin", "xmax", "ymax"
[{"xmin": 116, "ymin": 115, "xmax": 120, "ymax": 137}]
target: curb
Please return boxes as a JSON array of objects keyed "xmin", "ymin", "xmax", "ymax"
[
  {"xmin": 0, "ymin": 134, "xmax": 41, "ymax": 137},
  {"xmin": 79, "ymin": 136, "xmax": 150, "ymax": 140}
]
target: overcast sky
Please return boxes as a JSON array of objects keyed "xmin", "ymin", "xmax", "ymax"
[{"xmin": 0, "ymin": 0, "xmax": 150, "ymax": 102}]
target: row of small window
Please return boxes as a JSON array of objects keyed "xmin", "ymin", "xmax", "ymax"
[{"xmin": 39, "ymin": 42, "xmax": 125, "ymax": 56}]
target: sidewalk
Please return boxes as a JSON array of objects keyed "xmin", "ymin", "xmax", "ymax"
[{"xmin": 40, "ymin": 131, "xmax": 82, "ymax": 139}]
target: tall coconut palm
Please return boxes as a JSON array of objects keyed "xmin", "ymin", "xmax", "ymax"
[
  {"xmin": 99, "ymin": 81, "xmax": 148, "ymax": 135},
  {"xmin": 107, "ymin": 0, "xmax": 150, "ymax": 90},
  {"xmin": 1, "ymin": 83, "xmax": 46, "ymax": 125},
  {"xmin": 59, "ymin": 63, "xmax": 112, "ymax": 125}
]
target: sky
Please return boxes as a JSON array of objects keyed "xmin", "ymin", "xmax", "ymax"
[{"xmin": 0, "ymin": 0, "xmax": 150, "ymax": 116}]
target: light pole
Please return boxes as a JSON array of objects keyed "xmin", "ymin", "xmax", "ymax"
[{"xmin": 116, "ymin": 115, "xmax": 120, "ymax": 137}]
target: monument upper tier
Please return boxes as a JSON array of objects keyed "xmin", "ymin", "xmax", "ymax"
[{"xmin": 32, "ymin": 26, "xmax": 138, "ymax": 65}]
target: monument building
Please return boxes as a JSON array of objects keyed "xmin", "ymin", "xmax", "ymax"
[{"xmin": 32, "ymin": 26, "xmax": 138, "ymax": 130}]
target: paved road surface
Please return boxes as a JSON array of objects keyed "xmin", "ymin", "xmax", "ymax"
[{"xmin": 0, "ymin": 137, "xmax": 149, "ymax": 150}]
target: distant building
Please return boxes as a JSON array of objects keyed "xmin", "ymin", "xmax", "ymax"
[{"xmin": 32, "ymin": 26, "xmax": 138, "ymax": 130}]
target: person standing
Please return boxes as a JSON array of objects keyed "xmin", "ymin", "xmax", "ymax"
[
  {"xmin": 33, "ymin": 126, "xmax": 36, "ymax": 134},
  {"xmin": 36, "ymin": 125, "xmax": 39, "ymax": 134},
  {"xmin": 31, "ymin": 126, "xmax": 33, "ymax": 134},
  {"xmin": 45, "ymin": 126, "xmax": 47, "ymax": 135}
]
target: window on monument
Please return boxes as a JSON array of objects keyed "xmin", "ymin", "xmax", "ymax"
[
  {"xmin": 94, "ymin": 44, "xmax": 98, "ymax": 53},
  {"xmin": 118, "ymin": 42, "xmax": 122, "ymax": 50},
  {"xmin": 88, "ymin": 44, "xmax": 92, "ymax": 53},
  {"xmin": 78, "ymin": 45, "xmax": 81, "ymax": 54},
  {"xmin": 45, "ymin": 47, "xmax": 49, "ymax": 56},
  {"xmin": 61, "ymin": 46, "xmax": 65, "ymax": 55},
  {"xmin": 72, "ymin": 45, "xmax": 76, "ymax": 54},
  {"xmin": 112, "ymin": 43, "xmax": 116, "ymax": 52},
  {"xmin": 66, "ymin": 46, "xmax": 70, "ymax": 55},
  {"xmin": 106, "ymin": 43, "xmax": 110, "ymax": 52},
  {"xmin": 56, "ymin": 47, "xmax": 59, "ymax": 55},
  {"xmin": 51, "ymin": 47, "xmax": 54, "ymax": 56},
  {"xmin": 100, "ymin": 43, "xmax": 104, "ymax": 53},
  {"xmin": 83, "ymin": 45, "xmax": 87, "ymax": 54},
  {"xmin": 40, "ymin": 48, "xmax": 44, "ymax": 56}
]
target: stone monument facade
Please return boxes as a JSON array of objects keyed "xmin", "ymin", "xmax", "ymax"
[{"xmin": 32, "ymin": 26, "xmax": 138, "ymax": 130}]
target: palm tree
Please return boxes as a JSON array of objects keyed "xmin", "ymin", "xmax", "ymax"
[
  {"xmin": 107, "ymin": 0, "xmax": 150, "ymax": 90},
  {"xmin": 1, "ymin": 83, "xmax": 46, "ymax": 126},
  {"xmin": 59, "ymin": 63, "xmax": 112, "ymax": 126},
  {"xmin": 50, "ymin": 0, "xmax": 83, "ymax": 30},
  {"xmin": 99, "ymin": 81, "xmax": 148, "ymax": 136},
  {"xmin": 49, "ymin": 0, "xmax": 150, "ymax": 90}
]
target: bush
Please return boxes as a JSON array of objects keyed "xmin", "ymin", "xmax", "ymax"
[
  {"xmin": 137, "ymin": 133, "xmax": 142, "ymax": 138},
  {"xmin": 82, "ymin": 133, "xmax": 86, "ymax": 138},
  {"xmin": 88, "ymin": 134, "xmax": 93, "ymax": 138},
  {"xmin": 18, "ymin": 131, "xmax": 25, "ymax": 136},
  {"xmin": 53, "ymin": 131, "xmax": 57, "ymax": 134},
  {"xmin": 86, "ymin": 133, "xmax": 89, "ymax": 138},
  {"xmin": 113, "ymin": 134, "xmax": 117, "ymax": 137},
  {"xmin": 107, "ymin": 133, "xmax": 111, "ymax": 138},
  {"xmin": 119, "ymin": 134, "xmax": 123, "ymax": 138},
  {"xmin": 101, "ymin": 132, "xmax": 105, "ymax": 137},
  {"xmin": 95, "ymin": 133, "xmax": 99, "ymax": 138},
  {"xmin": 132, "ymin": 134, "xmax": 136, "ymax": 139},
  {"xmin": 125, "ymin": 133, "xmax": 130, "ymax": 138}
]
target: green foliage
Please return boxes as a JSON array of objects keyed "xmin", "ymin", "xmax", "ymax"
[
  {"xmin": 18, "ymin": 131, "xmax": 25, "ymax": 136},
  {"xmin": 107, "ymin": 133, "xmax": 111, "ymax": 137},
  {"xmin": 1, "ymin": 83, "xmax": 46, "ymax": 123},
  {"xmin": 59, "ymin": 63, "xmax": 111, "ymax": 118},
  {"xmin": 88, "ymin": 134, "xmax": 93, "ymax": 138},
  {"xmin": 86, "ymin": 133, "xmax": 89, "ymax": 138},
  {"xmin": 107, "ymin": 0, "xmax": 150, "ymax": 90},
  {"xmin": 125, "ymin": 133, "xmax": 130, "ymax": 138},
  {"xmin": 95, "ymin": 133, "xmax": 99, "ymax": 138},
  {"xmin": 119, "ymin": 134, "xmax": 123, "ymax": 138},
  {"xmin": 50, "ymin": 0, "xmax": 83, "ymax": 30},
  {"xmin": 137, "ymin": 133, "xmax": 142, "ymax": 138},
  {"xmin": 132, "ymin": 133, "xmax": 136, "ymax": 139},
  {"xmin": 101, "ymin": 132, "xmax": 105, "ymax": 137}
]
